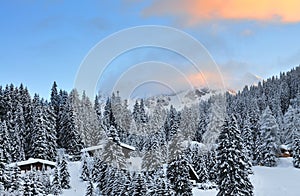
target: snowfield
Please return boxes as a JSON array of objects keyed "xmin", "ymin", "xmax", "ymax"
[
  {"xmin": 61, "ymin": 158, "xmax": 300, "ymax": 196},
  {"xmin": 251, "ymin": 158, "xmax": 300, "ymax": 196}
]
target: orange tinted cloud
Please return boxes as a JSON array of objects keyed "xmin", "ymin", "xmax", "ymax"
[
  {"xmin": 187, "ymin": 71, "xmax": 225, "ymax": 89},
  {"xmin": 143, "ymin": 0, "xmax": 300, "ymax": 25}
]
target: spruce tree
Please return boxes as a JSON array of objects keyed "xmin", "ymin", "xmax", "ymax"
[
  {"xmin": 257, "ymin": 106, "xmax": 278, "ymax": 167},
  {"xmin": 51, "ymin": 166, "xmax": 62, "ymax": 195},
  {"xmin": 60, "ymin": 156, "xmax": 71, "ymax": 189},
  {"xmin": 132, "ymin": 173, "xmax": 147, "ymax": 196},
  {"xmin": 293, "ymin": 138, "xmax": 300, "ymax": 168},
  {"xmin": 216, "ymin": 115, "xmax": 253, "ymax": 196},
  {"xmin": 85, "ymin": 180, "xmax": 94, "ymax": 196},
  {"xmin": 167, "ymin": 155, "xmax": 192, "ymax": 196},
  {"xmin": 81, "ymin": 158, "xmax": 90, "ymax": 181}
]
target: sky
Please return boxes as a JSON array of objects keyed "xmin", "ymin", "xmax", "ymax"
[{"xmin": 1, "ymin": 0, "xmax": 300, "ymax": 99}]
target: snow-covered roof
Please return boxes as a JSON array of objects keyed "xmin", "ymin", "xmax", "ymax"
[
  {"xmin": 188, "ymin": 163, "xmax": 199, "ymax": 180},
  {"xmin": 8, "ymin": 158, "xmax": 56, "ymax": 167},
  {"xmin": 81, "ymin": 142, "xmax": 135, "ymax": 152},
  {"xmin": 279, "ymin": 144, "xmax": 291, "ymax": 150},
  {"xmin": 81, "ymin": 144, "xmax": 104, "ymax": 153},
  {"xmin": 119, "ymin": 142, "xmax": 136, "ymax": 151}
]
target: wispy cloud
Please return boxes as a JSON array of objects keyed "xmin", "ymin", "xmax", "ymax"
[{"xmin": 143, "ymin": 0, "xmax": 300, "ymax": 26}]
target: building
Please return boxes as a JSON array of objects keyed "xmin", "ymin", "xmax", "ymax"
[
  {"xmin": 81, "ymin": 140, "xmax": 136, "ymax": 158},
  {"xmin": 8, "ymin": 158, "xmax": 56, "ymax": 173}
]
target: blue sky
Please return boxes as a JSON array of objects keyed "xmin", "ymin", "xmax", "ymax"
[{"xmin": 1, "ymin": 0, "xmax": 300, "ymax": 98}]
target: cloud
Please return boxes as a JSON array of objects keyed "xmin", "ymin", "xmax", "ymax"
[{"xmin": 143, "ymin": 0, "xmax": 300, "ymax": 26}]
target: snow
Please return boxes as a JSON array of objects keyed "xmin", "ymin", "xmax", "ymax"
[
  {"xmin": 250, "ymin": 158, "xmax": 300, "ymax": 196},
  {"xmin": 61, "ymin": 161, "xmax": 87, "ymax": 196},
  {"xmin": 8, "ymin": 158, "xmax": 56, "ymax": 167},
  {"xmin": 61, "ymin": 158, "xmax": 300, "ymax": 196},
  {"xmin": 119, "ymin": 142, "xmax": 136, "ymax": 151},
  {"xmin": 81, "ymin": 145, "xmax": 104, "ymax": 153}
]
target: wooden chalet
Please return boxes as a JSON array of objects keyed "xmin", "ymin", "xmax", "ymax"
[
  {"xmin": 279, "ymin": 144, "xmax": 292, "ymax": 158},
  {"xmin": 8, "ymin": 158, "xmax": 56, "ymax": 173}
]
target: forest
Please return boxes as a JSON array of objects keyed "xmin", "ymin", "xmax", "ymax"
[{"xmin": 1, "ymin": 66, "xmax": 300, "ymax": 195}]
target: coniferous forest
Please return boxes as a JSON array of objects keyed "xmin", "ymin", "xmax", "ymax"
[{"xmin": 1, "ymin": 66, "xmax": 300, "ymax": 195}]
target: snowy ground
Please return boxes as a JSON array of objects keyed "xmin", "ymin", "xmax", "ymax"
[{"xmin": 61, "ymin": 158, "xmax": 300, "ymax": 196}]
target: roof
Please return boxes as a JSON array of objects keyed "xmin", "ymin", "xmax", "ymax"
[
  {"xmin": 119, "ymin": 142, "xmax": 136, "ymax": 151},
  {"xmin": 81, "ymin": 144, "xmax": 104, "ymax": 153},
  {"xmin": 81, "ymin": 141, "xmax": 136, "ymax": 152},
  {"xmin": 188, "ymin": 163, "xmax": 199, "ymax": 181},
  {"xmin": 8, "ymin": 158, "xmax": 56, "ymax": 167}
]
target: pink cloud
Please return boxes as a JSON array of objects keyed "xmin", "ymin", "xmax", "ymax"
[{"xmin": 143, "ymin": 0, "xmax": 300, "ymax": 26}]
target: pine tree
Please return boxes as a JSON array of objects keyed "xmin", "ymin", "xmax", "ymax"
[
  {"xmin": 202, "ymin": 95, "xmax": 226, "ymax": 147},
  {"xmin": 9, "ymin": 165, "xmax": 23, "ymax": 194},
  {"xmin": 60, "ymin": 156, "xmax": 71, "ymax": 189},
  {"xmin": 216, "ymin": 115, "xmax": 253, "ymax": 196},
  {"xmin": 81, "ymin": 158, "xmax": 90, "ymax": 181},
  {"xmin": 282, "ymin": 105, "xmax": 297, "ymax": 145},
  {"xmin": 142, "ymin": 134, "xmax": 162, "ymax": 171},
  {"xmin": 293, "ymin": 137, "xmax": 300, "ymax": 168},
  {"xmin": 102, "ymin": 126, "xmax": 126, "ymax": 169},
  {"xmin": 85, "ymin": 180, "xmax": 94, "ymax": 196},
  {"xmin": 0, "ymin": 121, "xmax": 12, "ymax": 163},
  {"xmin": 151, "ymin": 169, "xmax": 174, "ymax": 196},
  {"xmin": 196, "ymin": 154, "xmax": 209, "ymax": 185},
  {"xmin": 58, "ymin": 97, "xmax": 84, "ymax": 157},
  {"xmin": 132, "ymin": 173, "xmax": 147, "ymax": 196},
  {"xmin": 23, "ymin": 175, "xmax": 34, "ymax": 196},
  {"xmin": 257, "ymin": 106, "xmax": 278, "ymax": 167},
  {"xmin": 51, "ymin": 166, "xmax": 62, "ymax": 195},
  {"xmin": 167, "ymin": 155, "xmax": 192, "ymax": 196}
]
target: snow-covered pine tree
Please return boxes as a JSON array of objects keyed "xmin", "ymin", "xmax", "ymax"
[
  {"xmin": 152, "ymin": 169, "xmax": 173, "ymax": 196},
  {"xmin": 58, "ymin": 96, "xmax": 84, "ymax": 157},
  {"xmin": 9, "ymin": 164, "xmax": 23, "ymax": 194},
  {"xmin": 167, "ymin": 155, "xmax": 192, "ymax": 196},
  {"xmin": 216, "ymin": 115, "xmax": 253, "ymax": 196},
  {"xmin": 196, "ymin": 101, "xmax": 209, "ymax": 143},
  {"xmin": 202, "ymin": 94, "xmax": 226, "ymax": 148},
  {"xmin": 142, "ymin": 134, "xmax": 162, "ymax": 172},
  {"xmin": 164, "ymin": 105, "xmax": 179, "ymax": 142},
  {"xmin": 242, "ymin": 117, "xmax": 254, "ymax": 162},
  {"xmin": 282, "ymin": 105, "xmax": 297, "ymax": 145},
  {"xmin": 40, "ymin": 170, "xmax": 51, "ymax": 195},
  {"xmin": 257, "ymin": 106, "xmax": 278, "ymax": 167},
  {"xmin": 102, "ymin": 126, "xmax": 126, "ymax": 169},
  {"xmin": 80, "ymin": 92, "xmax": 103, "ymax": 146},
  {"xmin": 293, "ymin": 137, "xmax": 300, "ymax": 168},
  {"xmin": 50, "ymin": 81, "xmax": 60, "ymax": 118},
  {"xmin": 131, "ymin": 173, "xmax": 147, "ymax": 196},
  {"xmin": 30, "ymin": 100, "xmax": 50, "ymax": 160},
  {"xmin": 120, "ymin": 99, "xmax": 133, "ymax": 135},
  {"xmin": 195, "ymin": 153, "xmax": 209, "ymax": 186},
  {"xmin": 23, "ymin": 175, "xmax": 34, "ymax": 196},
  {"xmin": 51, "ymin": 166, "xmax": 62, "ymax": 195},
  {"xmin": 0, "ymin": 149, "xmax": 8, "ymax": 190},
  {"xmin": 0, "ymin": 121, "xmax": 12, "ymax": 163},
  {"xmin": 103, "ymin": 97, "xmax": 117, "ymax": 129},
  {"xmin": 81, "ymin": 158, "xmax": 90, "ymax": 181},
  {"xmin": 179, "ymin": 105, "xmax": 199, "ymax": 141},
  {"xmin": 85, "ymin": 180, "xmax": 94, "ymax": 196},
  {"xmin": 60, "ymin": 156, "xmax": 71, "ymax": 189}
]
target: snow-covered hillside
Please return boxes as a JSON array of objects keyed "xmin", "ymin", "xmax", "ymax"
[{"xmin": 62, "ymin": 158, "xmax": 300, "ymax": 196}]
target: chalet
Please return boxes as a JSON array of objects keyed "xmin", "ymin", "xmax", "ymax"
[
  {"xmin": 279, "ymin": 144, "xmax": 292, "ymax": 158},
  {"xmin": 8, "ymin": 158, "xmax": 56, "ymax": 173},
  {"xmin": 81, "ymin": 140, "xmax": 135, "ymax": 158}
]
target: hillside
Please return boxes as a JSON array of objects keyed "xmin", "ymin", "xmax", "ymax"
[{"xmin": 61, "ymin": 158, "xmax": 300, "ymax": 196}]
